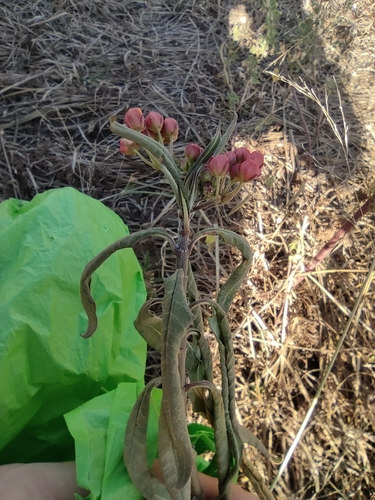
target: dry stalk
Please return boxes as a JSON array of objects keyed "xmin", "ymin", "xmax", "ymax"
[
  {"xmin": 271, "ymin": 254, "xmax": 375, "ymax": 491},
  {"xmin": 293, "ymin": 195, "xmax": 375, "ymax": 288}
]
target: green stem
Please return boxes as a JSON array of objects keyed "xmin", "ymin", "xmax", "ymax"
[
  {"xmin": 169, "ymin": 137, "xmax": 174, "ymax": 156},
  {"xmin": 175, "ymin": 195, "xmax": 200, "ymax": 497},
  {"xmin": 215, "ymin": 179, "xmax": 221, "ymax": 199},
  {"xmin": 176, "ymin": 195, "xmax": 191, "ymax": 276},
  {"xmin": 157, "ymin": 130, "xmax": 164, "ymax": 143},
  {"xmin": 135, "ymin": 150, "xmax": 155, "ymax": 168},
  {"xmin": 222, "ymin": 182, "xmax": 244, "ymax": 203}
]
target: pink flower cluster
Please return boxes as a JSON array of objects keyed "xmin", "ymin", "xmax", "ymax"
[
  {"xmin": 119, "ymin": 107, "xmax": 179, "ymax": 155},
  {"xmin": 204, "ymin": 146, "xmax": 264, "ymax": 183},
  {"xmin": 118, "ymin": 109, "xmax": 264, "ymax": 187}
]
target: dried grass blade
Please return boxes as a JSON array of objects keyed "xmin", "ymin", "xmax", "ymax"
[{"xmin": 271, "ymin": 254, "xmax": 375, "ymax": 491}]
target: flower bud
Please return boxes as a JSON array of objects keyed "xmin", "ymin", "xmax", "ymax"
[
  {"xmin": 225, "ymin": 151, "xmax": 237, "ymax": 166},
  {"xmin": 185, "ymin": 143, "xmax": 203, "ymax": 162},
  {"xmin": 230, "ymin": 159, "xmax": 261, "ymax": 183},
  {"xmin": 162, "ymin": 117, "xmax": 179, "ymax": 143},
  {"xmin": 203, "ymin": 181, "xmax": 213, "ymax": 197},
  {"xmin": 119, "ymin": 138, "xmax": 139, "ymax": 155},
  {"xmin": 124, "ymin": 107, "xmax": 145, "ymax": 131},
  {"xmin": 234, "ymin": 147, "xmax": 251, "ymax": 164},
  {"xmin": 248, "ymin": 151, "xmax": 264, "ymax": 168},
  {"xmin": 207, "ymin": 154, "xmax": 230, "ymax": 178},
  {"xmin": 145, "ymin": 111, "xmax": 164, "ymax": 133}
]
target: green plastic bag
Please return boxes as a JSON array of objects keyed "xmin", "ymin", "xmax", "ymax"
[
  {"xmin": 65, "ymin": 384, "xmax": 162, "ymax": 500},
  {"xmin": 0, "ymin": 188, "xmax": 147, "ymax": 463}
]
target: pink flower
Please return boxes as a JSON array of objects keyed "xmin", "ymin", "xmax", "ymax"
[
  {"xmin": 234, "ymin": 147, "xmax": 251, "ymax": 164},
  {"xmin": 225, "ymin": 151, "xmax": 237, "ymax": 166},
  {"xmin": 145, "ymin": 111, "xmax": 164, "ymax": 133},
  {"xmin": 248, "ymin": 151, "xmax": 264, "ymax": 168},
  {"xmin": 207, "ymin": 154, "xmax": 230, "ymax": 178},
  {"xmin": 119, "ymin": 138, "xmax": 139, "ymax": 155},
  {"xmin": 229, "ymin": 159, "xmax": 261, "ymax": 183},
  {"xmin": 124, "ymin": 107, "xmax": 145, "ymax": 131},
  {"xmin": 162, "ymin": 117, "xmax": 179, "ymax": 143},
  {"xmin": 185, "ymin": 143, "xmax": 203, "ymax": 162}
]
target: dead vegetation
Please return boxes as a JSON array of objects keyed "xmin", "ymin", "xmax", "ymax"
[{"xmin": 1, "ymin": 0, "xmax": 375, "ymax": 498}]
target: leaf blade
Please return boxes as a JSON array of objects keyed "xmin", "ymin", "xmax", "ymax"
[
  {"xmin": 190, "ymin": 227, "xmax": 252, "ymax": 313},
  {"xmin": 124, "ymin": 378, "xmax": 172, "ymax": 500},
  {"xmin": 134, "ymin": 299, "xmax": 163, "ymax": 352},
  {"xmin": 188, "ymin": 380, "xmax": 231, "ymax": 500},
  {"xmin": 237, "ymin": 425, "xmax": 273, "ymax": 462},
  {"xmin": 159, "ymin": 270, "xmax": 195, "ymax": 493},
  {"xmin": 80, "ymin": 228, "xmax": 175, "ymax": 338}
]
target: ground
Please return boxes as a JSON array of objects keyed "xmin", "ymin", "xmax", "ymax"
[{"xmin": 1, "ymin": 0, "xmax": 375, "ymax": 498}]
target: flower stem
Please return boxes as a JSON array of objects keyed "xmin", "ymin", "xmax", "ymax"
[
  {"xmin": 135, "ymin": 150, "xmax": 155, "ymax": 167},
  {"xmin": 222, "ymin": 182, "xmax": 243, "ymax": 203}
]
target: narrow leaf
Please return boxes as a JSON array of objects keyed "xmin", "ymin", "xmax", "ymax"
[
  {"xmin": 215, "ymin": 111, "xmax": 237, "ymax": 156},
  {"xmin": 80, "ymin": 228, "xmax": 175, "ymax": 338},
  {"xmin": 158, "ymin": 407, "xmax": 192, "ymax": 500},
  {"xmin": 134, "ymin": 299, "xmax": 163, "ymax": 352},
  {"xmin": 186, "ymin": 331, "xmax": 215, "ymax": 426},
  {"xmin": 192, "ymin": 299, "xmax": 243, "ymax": 487},
  {"xmin": 188, "ymin": 381, "xmax": 231, "ymax": 500},
  {"xmin": 192, "ymin": 331, "xmax": 213, "ymax": 384},
  {"xmin": 185, "ymin": 129, "xmax": 221, "ymax": 208},
  {"xmin": 186, "ymin": 111, "xmax": 237, "ymax": 182},
  {"xmin": 186, "ymin": 128, "xmax": 221, "ymax": 181},
  {"xmin": 237, "ymin": 425, "xmax": 273, "ymax": 462},
  {"xmin": 159, "ymin": 270, "xmax": 195, "ymax": 493},
  {"xmin": 110, "ymin": 119, "xmax": 189, "ymax": 205},
  {"xmin": 185, "ymin": 113, "xmax": 237, "ymax": 209},
  {"xmin": 186, "ymin": 262, "xmax": 203, "ymax": 332},
  {"xmin": 189, "ymin": 227, "xmax": 252, "ymax": 313},
  {"xmin": 135, "ymin": 303, "xmax": 199, "ymax": 367},
  {"xmin": 186, "ymin": 264, "xmax": 215, "ymax": 425},
  {"xmin": 124, "ymin": 378, "xmax": 172, "ymax": 500}
]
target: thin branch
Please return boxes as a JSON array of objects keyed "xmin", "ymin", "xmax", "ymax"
[
  {"xmin": 293, "ymin": 196, "xmax": 375, "ymax": 288},
  {"xmin": 271, "ymin": 254, "xmax": 375, "ymax": 490}
]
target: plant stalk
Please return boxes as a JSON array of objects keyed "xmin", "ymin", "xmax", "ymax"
[
  {"xmin": 175, "ymin": 196, "xmax": 205, "ymax": 499},
  {"xmin": 293, "ymin": 195, "xmax": 375, "ymax": 288}
]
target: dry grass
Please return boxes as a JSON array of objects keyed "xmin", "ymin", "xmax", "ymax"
[{"xmin": 1, "ymin": 0, "xmax": 375, "ymax": 498}]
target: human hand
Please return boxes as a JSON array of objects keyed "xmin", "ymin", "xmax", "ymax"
[
  {"xmin": 150, "ymin": 459, "xmax": 259, "ymax": 500},
  {"xmin": 0, "ymin": 461, "xmax": 259, "ymax": 500},
  {"xmin": 0, "ymin": 462, "xmax": 89, "ymax": 500}
]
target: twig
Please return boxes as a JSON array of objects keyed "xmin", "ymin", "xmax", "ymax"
[
  {"xmin": 291, "ymin": 86, "xmax": 312, "ymax": 169},
  {"xmin": 271, "ymin": 254, "xmax": 375, "ymax": 490},
  {"xmin": 293, "ymin": 196, "xmax": 375, "ymax": 288}
]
